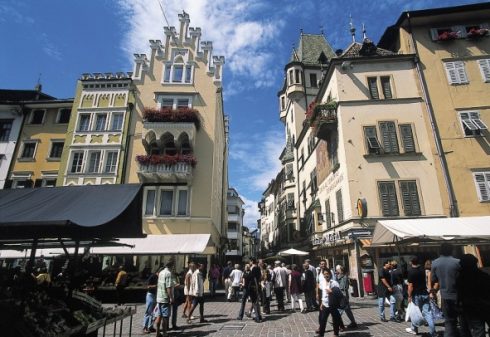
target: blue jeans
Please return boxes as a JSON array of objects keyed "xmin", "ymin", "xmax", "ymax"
[
  {"xmin": 143, "ymin": 292, "xmax": 156, "ymax": 329},
  {"xmin": 378, "ymin": 294, "xmax": 396, "ymax": 320},
  {"xmin": 411, "ymin": 294, "xmax": 435, "ymax": 336}
]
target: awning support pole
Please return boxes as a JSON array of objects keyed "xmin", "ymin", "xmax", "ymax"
[{"xmin": 27, "ymin": 238, "xmax": 38, "ymax": 275}]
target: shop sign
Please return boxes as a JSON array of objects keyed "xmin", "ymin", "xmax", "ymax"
[
  {"xmin": 311, "ymin": 231, "xmax": 342, "ymax": 246},
  {"xmin": 347, "ymin": 229, "xmax": 372, "ymax": 239}
]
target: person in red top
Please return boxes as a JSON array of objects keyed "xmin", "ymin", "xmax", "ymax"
[
  {"xmin": 289, "ymin": 264, "xmax": 305, "ymax": 312},
  {"xmin": 209, "ymin": 264, "xmax": 221, "ymax": 298}
]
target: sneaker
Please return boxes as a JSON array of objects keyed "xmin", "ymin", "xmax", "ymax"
[
  {"xmin": 390, "ymin": 317, "xmax": 401, "ymax": 323},
  {"xmin": 405, "ymin": 328, "xmax": 417, "ymax": 335}
]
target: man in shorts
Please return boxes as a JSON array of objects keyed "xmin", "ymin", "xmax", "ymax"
[{"xmin": 155, "ymin": 260, "xmax": 174, "ymax": 337}]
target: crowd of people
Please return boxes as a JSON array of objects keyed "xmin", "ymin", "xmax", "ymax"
[{"xmin": 139, "ymin": 242, "xmax": 490, "ymax": 337}]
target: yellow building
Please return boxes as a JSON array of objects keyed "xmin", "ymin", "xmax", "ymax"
[
  {"xmin": 7, "ymin": 86, "xmax": 73, "ymax": 188},
  {"xmin": 378, "ymin": 2, "xmax": 490, "ymax": 217},
  {"xmin": 125, "ymin": 11, "xmax": 228, "ymax": 266}
]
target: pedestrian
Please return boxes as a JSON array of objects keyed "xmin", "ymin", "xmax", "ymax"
[
  {"xmin": 457, "ymin": 254, "xmax": 490, "ymax": 337},
  {"xmin": 303, "ymin": 262, "xmax": 316, "ymax": 311},
  {"xmin": 405, "ymin": 256, "xmax": 436, "ymax": 337},
  {"xmin": 283, "ymin": 263, "xmax": 291, "ymax": 303},
  {"xmin": 424, "ymin": 260, "xmax": 433, "ymax": 293},
  {"xmin": 315, "ymin": 269, "xmax": 342, "ymax": 337},
  {"xmin": 336, "ymin": 265, "xmax": 358, "ymax": 329},
  {"xmin": 237, "ymin": 258, "xmax": 262, "ymax": 323},
  {"xmin": 315, "ymin": 259, "xmax": 328, "ymax": 335},
  {"xmin": 289, "ymin": 264, "xmax": 305, "ymax": 312},
  {"xmin": 114, "ymin": 265, "xmax": 128, "ymax": 306},
  {"xmin": 155, "ymin": 261, "xmax": 174, "ymax": 337},
  {"xmin": 305, "ymin": 259, "xmax": 319, "ymax": 308},
  {"xmin": 170, "ymin": 267, "xmax": 184, "ymax": 331},
  {"xmin": 272, "ymin": 260, "xmax": 288, "ymax": 311},
  {"xmin": 187, "ymin": 263, "xmax": 208, "ymax": 324},
  {"xmin": 390, "ymin": 260, "xmax": 404, "ymax": 322},
  {"xmin": 377, "ymin": 260, "xmax": 396, "ymax": 322},
  {"xmin": 261, "ymin": 266, "xmax": 272, "ymax": 314},
  {"xmin": 142, "ymin": 270, "xmax": 158, "ymax": 333},
  {"xmin": 182, "ymin": 262, "xmax": 196, "ymax": 318},
  {"xmin": 431, "ymin": 242, "xmax": 461, "ymax": 337},
  {"xmin": 222, "ymin": 261, "xmax": 233, "ymax": 301},
  {"xmin": 229, "ymin": 264, "xmax": 243, "ymax": 301},
  {"xmin": 209, "ymin": 263, "xmax": 220, "ymax": 298}
]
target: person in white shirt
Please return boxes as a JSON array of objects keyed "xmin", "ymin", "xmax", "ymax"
[
  {"xmin": 155, "ymin": 261, "xmax": 174, "ymax": 337},
  {"xmin": 228, "ymin": 264, "xmax": 243, "ymax": 301},
  {"xmin": 315, "ymin": 269, "xmax": 342, "ymax": 337},
  {"xmin": 187, "ymin": 263, "xmax": 208, "ymax": 324},
  {"xmin": 272, "ymin": 260, "xmax": 288, "ymax": 311},
  {"xmin": 182, "ymin": 262, "xmax": 195, "ymax": 318}
]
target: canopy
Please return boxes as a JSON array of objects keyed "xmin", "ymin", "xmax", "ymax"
[
  {"xmin": 0, "ymin": 184, "xmax": 144, "ymax": 240},
  {"xmin": 372, "ymin": 216, "xmax": 490, "ymax": 246},
  {"xmin": 278, "ymin": 248, "xmax": 309, "ymax": 256},
  {"xmin": 90, "ymin": 234, "xmax": 213, "ymax": 255}
]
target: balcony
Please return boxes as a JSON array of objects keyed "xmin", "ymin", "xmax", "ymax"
[
  {"xmin": 309, "ymin": 101, "xmax": 338, "ymax": 140},
  {"xmin": 227, "ymin": 231, "xmax": 238, "ymax": 239},
  {"xmin": 136, "ymin": 154, "xmax": 195, "ymax": 183}
]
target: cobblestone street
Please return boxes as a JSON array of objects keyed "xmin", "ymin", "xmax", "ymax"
[{"xmin": 99, "ymin": 294, "xmax": 444, "ymax": 337}]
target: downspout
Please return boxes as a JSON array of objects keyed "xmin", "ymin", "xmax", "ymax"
[
  {"xmin": 120, "ymin": 87, "xmax": 135, "ymax": 184},
  {"xmin": 406, "ymin": 12, "xmax": 459, "ymax": 217}
]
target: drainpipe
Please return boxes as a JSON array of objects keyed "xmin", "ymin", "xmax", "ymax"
[
  {"xmin": 406, "ymin": 12, "xmax": 459, "ymax": 217},
  {"xmin": 120, "ymin": 88, "xmax": 135, "ymax": 184}
]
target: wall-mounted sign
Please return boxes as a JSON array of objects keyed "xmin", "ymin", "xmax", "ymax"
[
  {"xmin": 357, "ymin": 198, "xmax": 367, "ymax": 218},
  {"xmin": 311, "ymin": 231, "xmax": 342, "ymax": 246}
]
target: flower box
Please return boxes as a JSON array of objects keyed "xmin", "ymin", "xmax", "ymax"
[
  {"xmin": 142, "ymin": 107, "xmax": 201, "ymax": 129},
  {"xmin": 437, "ymin": 31, "xmax": 459, "ymax": 41},
  {"xmin": 135, "ymin": 154, "xmax": 197, "ymax": 167},
  {"xmin": 466, "ymin": 28, "xmax": 489, "ymax": 39}
]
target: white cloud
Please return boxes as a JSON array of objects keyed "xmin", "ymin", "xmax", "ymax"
[
  {"xmin": 40, "ymin": 33, "xmax": 62, "ymax": 61},
  {"xmin": 241, "ymin": 195, "xmax": 261, "ymax": 230},
  {"xmin": 116, "ymin": 0, "xmax": 285, "ymax": 94}
]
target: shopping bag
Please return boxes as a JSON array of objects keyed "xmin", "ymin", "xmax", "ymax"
[
  {"xmin": 405, "ymin": 302, "xmax": 424, "ymax": 326},
  {"xmin": 430, "ymin": 299, "xmax": 444, "ymax": 321}
]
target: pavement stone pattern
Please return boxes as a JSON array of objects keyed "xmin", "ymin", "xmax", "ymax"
[{"xmin": 98, "ymin": 293, "xmax": 444, "ymax": 337}]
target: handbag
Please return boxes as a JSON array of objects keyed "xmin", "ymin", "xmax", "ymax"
[
  {"xmin": 405, "ymin": 302, "xmax": 424, "ymax": 326},
  {"xmin": 430, "ymin": 299, "xmax": 444, "ymax": 321}
]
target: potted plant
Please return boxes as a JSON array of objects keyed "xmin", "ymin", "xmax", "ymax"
[
  {"xmin": 437, "ymin": 31, "xmax": 459, "ymax": 41},
  {"xmin": 466, "ymin": 27, "xmax": 489, "ymax": 39}
]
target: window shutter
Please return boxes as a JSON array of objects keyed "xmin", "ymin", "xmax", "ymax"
[
  {"xmin": 399, "ymin": 124, "xmax": 415, "ymax": 153},
  {"xmin": 474, "ymin": 173, "xmax": 490, "ymax": 201},
  {"xmin": 478, "ymin": 59, "xmax": 490, "ymax": 82},
  {"xmin": 378, "ymin": 182, "xmax": 399, "ymax": 216},
  {"xmin": 469, "ymin": 112, "xmax": 488, "ymax": 130},
  {"xmin": 380, "ymin": 121, "xmax": 399, "ymax": 154},
  {"xmin": 325, "ymin": 199, "xmax": 331, "ymax": 229},
  {"xmin": 444, "ymin": 62, "xmax": 459, "ymax": 84},
  {"xmin": 364, "ymin": 126, "xmax": 380, "ymax": 151},
  {"xmin": 455, "ymin": 61, "xmax": 468, "ymax": 83},
  {"xmin": 381, "ymin": 77, "xmax": 392, "ymax": 99},
  {"xmin": 336, "ymin": 189, "xmax": 344, "ymax": 223},
  {"xmin": 430, "ymin": 28, "xmax": 439, "ymax": 41},
  {"xmin": 400, "ymin": 181, "xmax": 421, "ymax": 216},
  {"xmin": 368, "ymin": 77, "xmax": 379, "ymax": 99}
]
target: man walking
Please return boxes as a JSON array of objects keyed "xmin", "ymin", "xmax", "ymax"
[
  {"xmin": 222, "ymin": 261, "xmax": 233, "ymax": 301},
  {"xmin": 187, "ymin": 263, "xmax": 208, "ymax": 324},
  {"xmin": 406, "ymin": 256, "xmax": 436, "ymax": 337},
  {"xmin": 155, "ymin": 261, "xmax": 174, "ymax": 337},
  {"xmin": 431, "ymin": 243, "xmax": 460, "ymax": 337},
  {"xmin": 142, "ymin": 270, "xmax": 158, "ymax": 333},
  {"xmin": 237, "ymin": 258, "xmax": 262, "ymax": 323},
  {"xmin": 337, "ymin": 265, "xmax": 358, "ymax": 329},
  {"xmin": 273, "ymin": 260, "xmax": 288, "ymax": 311},
  {"xmin": 377, "ymin": 260, "xmax": 395, "ymax": 322}
]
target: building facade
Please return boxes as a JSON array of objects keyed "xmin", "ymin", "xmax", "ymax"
[
  {"xmin": 225, "ymin": 187, "xmax": 245, "ymax": 261},
  {"xmin": 57, "ymin": 73, "xmax": 134, "ymax": 186},
  {"xmin": 125, "ymin": 11, "xmax": 228, "ymax": 266}
]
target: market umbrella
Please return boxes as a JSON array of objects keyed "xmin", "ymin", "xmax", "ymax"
[{"xmin": 278, "ymin": 248, "xmax": 309, "ymax": 264}]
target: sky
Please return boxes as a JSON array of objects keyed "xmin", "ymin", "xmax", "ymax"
[{"xmin": 0, "ymin": 0, "xmax": 487, "ymax": 229}]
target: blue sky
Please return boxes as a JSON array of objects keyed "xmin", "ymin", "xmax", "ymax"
[{"xmin": 0, "ymin": 0, "xmax": 486, "ymax": 229}]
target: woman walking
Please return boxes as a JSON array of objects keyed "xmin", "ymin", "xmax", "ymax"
[{"xmin": 289, "ymin": 264, "xmax": 305, "ymax": 312}]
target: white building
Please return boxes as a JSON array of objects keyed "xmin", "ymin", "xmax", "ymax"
[{"xmin": 226, "ymin": 187, "xmax": 244, "ymax": 261}]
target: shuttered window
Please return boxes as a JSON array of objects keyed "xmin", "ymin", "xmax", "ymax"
[
  {"xmin": 473, "ymin": 172, "xmax": 490, "ymax": 202},
  {"xmin": 378, "ymin": 182, "xmax": 399, "ymax": 216},
  {"xmin": 336, "ymin": 189, "xmax": 344, "ymax": 223},
  {"xmin": 380, "ymin": 76, "xmax": 392, "ymax": 99},
  {"xmin": 379, "ymin": 121, "xmax": 399, "ymax": 154},
  {"xmin": 459, "ymin": 111, "xmax": 488, "ymax": 136},
  {"xmin": 325, "ymin": 199, "xmax": 331, "ymax": 229},
  {"xmin": 364, "ymin": 126, "xmax": 381, "ymax": 154},
  {"xmin": 477, "ymin": 59, "xmax": 490, "ymax": 82},
  {"xmin": 444, "ymin": 61, "xmax": 468, "ymax": 84},
  {"xmin": 399, "ymin": 124, "xmax": 415, "ymax": 153},
  {"xmin": 368, "ymin": 77, "xmax": 379, "ymax": 99},
  {"xmin": 399, "ymin": 181, "xmax": 421, "ymax": 216}
]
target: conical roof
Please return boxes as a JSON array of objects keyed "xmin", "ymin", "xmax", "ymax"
[{"xmin": 289, "ymin": 33, "xmax": 336, "ymax": 65}]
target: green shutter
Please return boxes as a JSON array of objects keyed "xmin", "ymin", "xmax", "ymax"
[
  {"xmin": 379, "ymin": 182, "xmax": 399, "ymax": 216},
  {"xmin": 380, "ymin": 122, "xmax": 399, "ymax": 154},
  {"xmin": 400, "ymin": 124, "xmax": 415, "ymax": 153},
  {"xmin": 336, "ymin": 189, "xmax": 344, "ymax": 223},
  {"xmin": 368, "ymin": 77, "xmax": 379, "ymax": 99},
  {"xmin": 400, "ymin": 181, "xmax": 421, "ymax": 216}
]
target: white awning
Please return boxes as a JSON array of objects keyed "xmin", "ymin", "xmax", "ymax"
[
  {"xmin": 372, "ymin": 216, "xmax": 490, "ymax": 246},
  {"xmin": 0, "ymin": 248, "xmax": 76, "ymax": 259},
  {"xmin": 90, "ymin": 234, "xmax": 213, "ymax": 255}
]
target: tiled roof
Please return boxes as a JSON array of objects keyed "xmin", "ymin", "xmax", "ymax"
[
  {"xmin": 0, "ymin": 89, "xmax": 56, "ymax": 102},
  {"xmin": 290, "ymin": 34, "xmax": 336, "ymax": 65},
  {"xmin": 340, "ymin": 39, "xmax": 395, "ymax": 58}
]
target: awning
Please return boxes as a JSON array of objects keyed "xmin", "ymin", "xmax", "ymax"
[
  {"xmin": 372, "ymin": 216, "xmax": 490, "ymax": 246},
  {"xmin": 0, "ymin": 184, "xmax": 144, "ymax": 240},
  {"xmin": 90, "ymin": 234, "xmax": 213, "ymax": 255},
  {"xmin": 0, "ymin": 248, "xmax": 76, "ymax": 259}
]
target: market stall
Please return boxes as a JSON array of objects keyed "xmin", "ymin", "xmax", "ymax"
[{"xmin": 0, "ymin": 184, "xmax": 144, "ymax": 337}]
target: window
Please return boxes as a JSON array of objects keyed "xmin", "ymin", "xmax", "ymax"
[
  {"xmin": 281, "ymin": 96, "xmax": 285, "ymax": 110},
  {"xmin": 459, "ymin": 111, "xmax": 488, "ymax": 137},
  {"xmin": 378, "ymin": 181, "xmax": 399, "ymax": 216},
  {"xmin": 161, "ymin": 99, "xmax": 173, "ymax": 108},
  {"xmin": 158, "ymin": 96, "xmax": 193, "ymax": 109},
  {"xmin": 111, "ymin": 113, "xmax": 124, "ymax": 131},
  {"xmin": 364, "ymin": 126, "xmax": 381, "ymax": 154},
  {"xmin": 30, "ymin": 110, "xmax": 45, "ymax": 124},
  {"xmin": 78, "ymin": 114, "xmax": 91, "ymax": 131},
  {"xmin": 310, "ymin": 73, "xmax": 318, "ymax": 87},
  {"xmin": 399, "ymin": 124, "xmax": 415, "ymax": 153},
  {"xmin": 87, "ymin": 151, "xmax": 101, "ymax": 173},
  {"xmin": 380, "ymin": 76, "xmax": 392, "ymax": 99},
  {"xmin": 228, "ymin": 222, "xmax": 237, "ymax": 231},
  {"xmin": 41, "ymin": 178, "xmax": 57, "ymax": 187},
  {"xmin": 177, "ymin": 189, "xmax": 188, "ymax": 215},
  {"xmin": 294, "ymin": 69, "xmax": 302, "ymax": 84},
  {"xmin": 177, "ymin": 99, "xmax": 189, "ymax": 108},
  {"xmin": 336, "ymin": 189, "xmax": 344, "ymax": 223},
  {"xmin": 20, "ymin": 141, "xmax": 36, "ymax": 159},
  {"xmin": 310, "ymin": 170, "xmax": 317, "ymax": 195},
  {"xmin": 325, "ymin": 199, "xmax": 331, "ymax": 229},
  {"xmin": 185, "ymin": 65, "xmax": 192, "ymax": 83},
  {"xmin": 379, "ymin": 121, "xmax": 399, "ymax": 154},
  {"xmin": 159, "ymin": 190, "xmax": 174, "ymax": 215},
  {"xmin": 367, "ymin": 77, "xmax": 379, "ymax": 99},
  {"xmin": 104, "ymin": 151, "xmax": 118, "ymax": 173},
  {"xmin": 478, "ymin": 59, "xmax": 490, "ymax": 82},
  {"xmin": 163, "ymin": 65, "xmax": 171, "ymax": 83},
  {"xmin": 49, "ymin": 141, "xmax": 64, "ymax": 159},
  {"xmin": 0, "ymin": 119, "xmax": 13, "ymax": 142},
  {"xmin": 94, "ymin": 114, "xmax": 107, "ymax": 131},
  {"xmin": 473, "ymin": 171, "xmax": 490, "ymax": 201},
  {"xmin": 57, "ymin": 109, "xmax": 71, "ymax": 124},
  {"xmin": 173, "ymin": 65, "xmax": 184, "ymax": 82},
  {"xmin": 70, "ymin": 152, "xmax": 84, "ymax": 173},
  {"xmin": 399, "ymin": 181, "xmax": 421, "ymax": 216},
  {"xmin": 12, "ymin": 177, "xmax": 33, "ymax": 189},
  {"xmin": 444, "ymin": 61, "xmax": 468, "ymax": 85},
  {"xmin": 145, "ymin": 189, "xmax": 156, "ymax": 215},
  {"xmin": 288, "ymin": 70, "xmax": 293, "ymax": 85}
]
